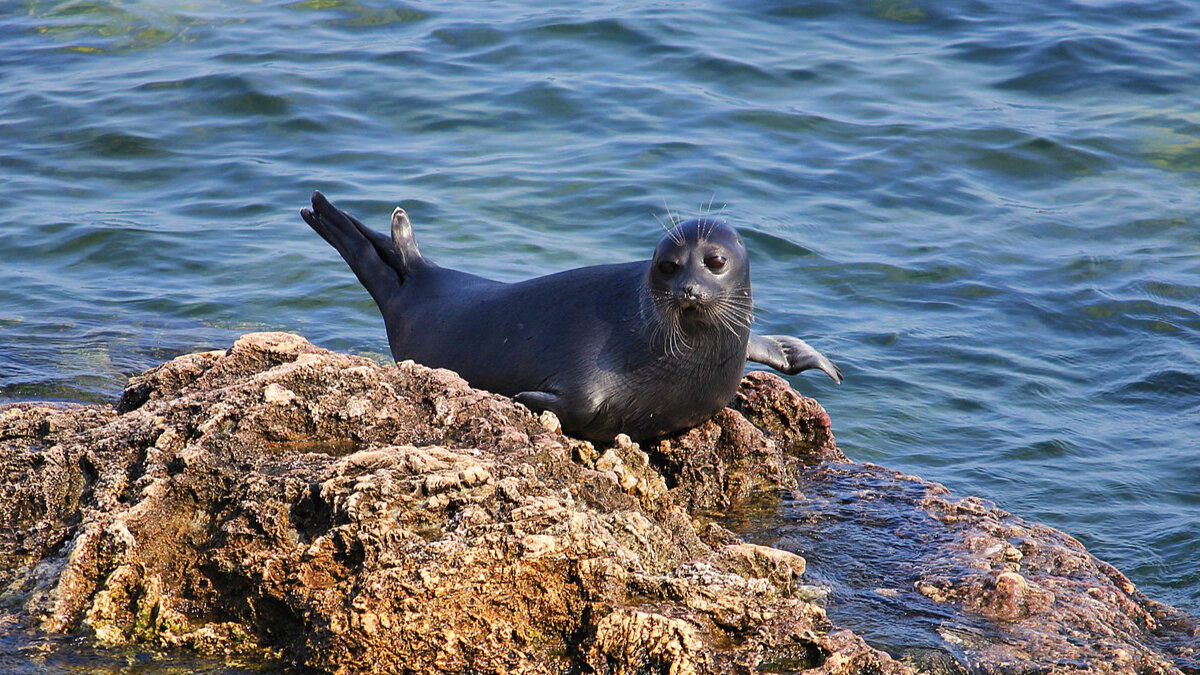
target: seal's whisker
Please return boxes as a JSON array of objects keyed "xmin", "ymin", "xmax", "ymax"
[
  {"xmin": 718, "ymin": 306, "xmax": 754, "ymax": 319},
  {"xmin": 675, "ymin": 319, "xmax": 693, "ymax": 354},
  {"xmin": 667, "ymin": 308, "xmax": 680, "ymax": 355},
  {"xmin": 713, "ymin": 307, "xmax": 742, "ymax": 337},
  {"xmin": 713, "ymin": 299, "xmax": 754, "ymax": 314},
  {"xmin": 669, "ymin": 305, "xmax": 694, "ymax": 356},
  {"xmin": 662, "ymin": 199, "xmax": 685, "ymax": 245},
  {"xmin": 708, "ymin": 295, "xmax": 754, "ymax": 336},
  {"xmin": 715, "ymin": 297, "xmax": 754, "ymax": 318},
  {"xmin": 711, "ymin": 303, "xmax": 752, "ymax": 336},
  {"xmin": 653, "ymin": 212, "xmax": 682, "ymax": 245},
  {"xmin": 706, "ymin": 306, "xmax": 733, "ymax": 336},
  {"xmin": 701, "ymin": 194, "xmax": 719, "ymax": 238},
  {"xmin": 640, "ymin": 285, "xmax": 696, "ymax": 357},
  {"xmin": 716, "ymin": 293, "xmax": 753, "ymax": 305}
]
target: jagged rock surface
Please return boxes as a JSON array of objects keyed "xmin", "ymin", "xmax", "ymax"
[
  {"xmin": 0, "ymin": 332, "xmax": 1195, "ymax": 674},
  {"xmin": 739, "ymin": 462, "xmax": 1200, "ymax": 674},
  {"xmin": 0, "ymin": 333, "xmax": 900, "ymax": 674}
]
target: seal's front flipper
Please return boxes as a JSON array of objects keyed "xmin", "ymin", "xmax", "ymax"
[
  {"xmin": 747, "ymin": 334, "xmax": 843, "ymax": 383},
  {"xmin": 514, "ymin": 390, "xmax": 567, "ymax": 416}
]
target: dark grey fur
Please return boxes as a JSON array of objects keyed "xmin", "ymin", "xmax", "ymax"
[{"xmin": 301, "ymin": 191, "xmax": 840, "ymax": 441}]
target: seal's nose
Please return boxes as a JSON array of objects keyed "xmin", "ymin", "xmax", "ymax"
[{"xmin": 677, "ymin": 284, "xmax": 704, "ymax": 310}]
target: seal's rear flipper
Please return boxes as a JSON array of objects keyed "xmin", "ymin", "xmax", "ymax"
[
  {"xmin": 747, "ymin": 334, "xmax": 843, "ymax": 383},
  {"xmin": 390, "ymin": 207, "xmax": 425, "ymax": 273},
  {"xmin": 305, "ymin": 191, "xmax": 408, "ymax": 270},
  {"xmin": 302, "ymin": 191, "xmax": 403, "ymax": 305}
]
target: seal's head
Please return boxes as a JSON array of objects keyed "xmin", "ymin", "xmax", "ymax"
[{"xmin": 645, "ymin": 218, "xmax": 753, "ymax": 350}]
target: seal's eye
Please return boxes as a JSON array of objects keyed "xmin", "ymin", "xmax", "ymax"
[
  {"xmin": 657, "ymin": 261, "xmax": 679, "ymax": 275},
  {"xmin": 704, "ymin": 255, "xmax": 727, "ymax": 271}
]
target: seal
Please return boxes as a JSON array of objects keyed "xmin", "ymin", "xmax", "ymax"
[{"xmin": 301, "ymin": 191, "xmax": 841, "ymax": 442}]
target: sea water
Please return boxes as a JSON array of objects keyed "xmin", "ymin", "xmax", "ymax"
[{"xmin": 1, "ymin": 0, "xmax": 1197, "ymax": 666}]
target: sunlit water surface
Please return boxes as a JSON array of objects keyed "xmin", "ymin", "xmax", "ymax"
[{"xmin": 1, "ymin": 0, "xmax": 1198, "ymax": 668}]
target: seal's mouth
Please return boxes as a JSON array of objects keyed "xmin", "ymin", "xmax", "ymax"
[
  {"xmin": 675, "ymin": 298, "xmax": 708, "ymax": 318},
  {"xmin": 648, "ymin": 291, "xmax": 729, "ymax": 327},
  {"xmin": 678, "ymin": 304, "xmax": 719, "ymax": 327}
]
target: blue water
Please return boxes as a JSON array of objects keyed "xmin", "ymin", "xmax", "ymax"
[
  {"xmin": 1, "ymin": 0, "xmax": 1198, "ymax": 644},
  {"xmin": 0, "ymin": 629, "xmax": 272, "ymax": 673}
]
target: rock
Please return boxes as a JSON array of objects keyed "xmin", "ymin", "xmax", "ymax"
[
  {"xmin": 0, "ymin": 332, "xmax": 1195, "ymax": 674},
  {"xmin": 741, "ymin": 461, "xmax": 1200, "ymax": 673},
  {"xmin": 0, "ymin": 333, "xmax": 904, "ymax": 673},
  {"xmin": 712, "ymin": 543, "xmax": 807, "ymax": 586}
]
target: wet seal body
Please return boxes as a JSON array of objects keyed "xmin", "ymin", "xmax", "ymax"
[{"xmin": 301, "ymin": 191, "xmax": 841, "ymax": 441}]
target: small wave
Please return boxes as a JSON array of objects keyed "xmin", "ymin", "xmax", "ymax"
[
  {"xmin": 1108, "ymin": 369, "xmax": 1200, "ymax": 400},
  {"xmin": 139, "ymin": 73, "xmax": 292, "ymax": 118}
]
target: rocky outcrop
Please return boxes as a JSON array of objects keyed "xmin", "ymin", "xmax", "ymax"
[
  {"xmin": 0, "ymin": 333, "xmax": 1195, "ymax": 674},
  {"xmin": 743, "ymin": 462, "xmax": 1200, "ymax": 673}
]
